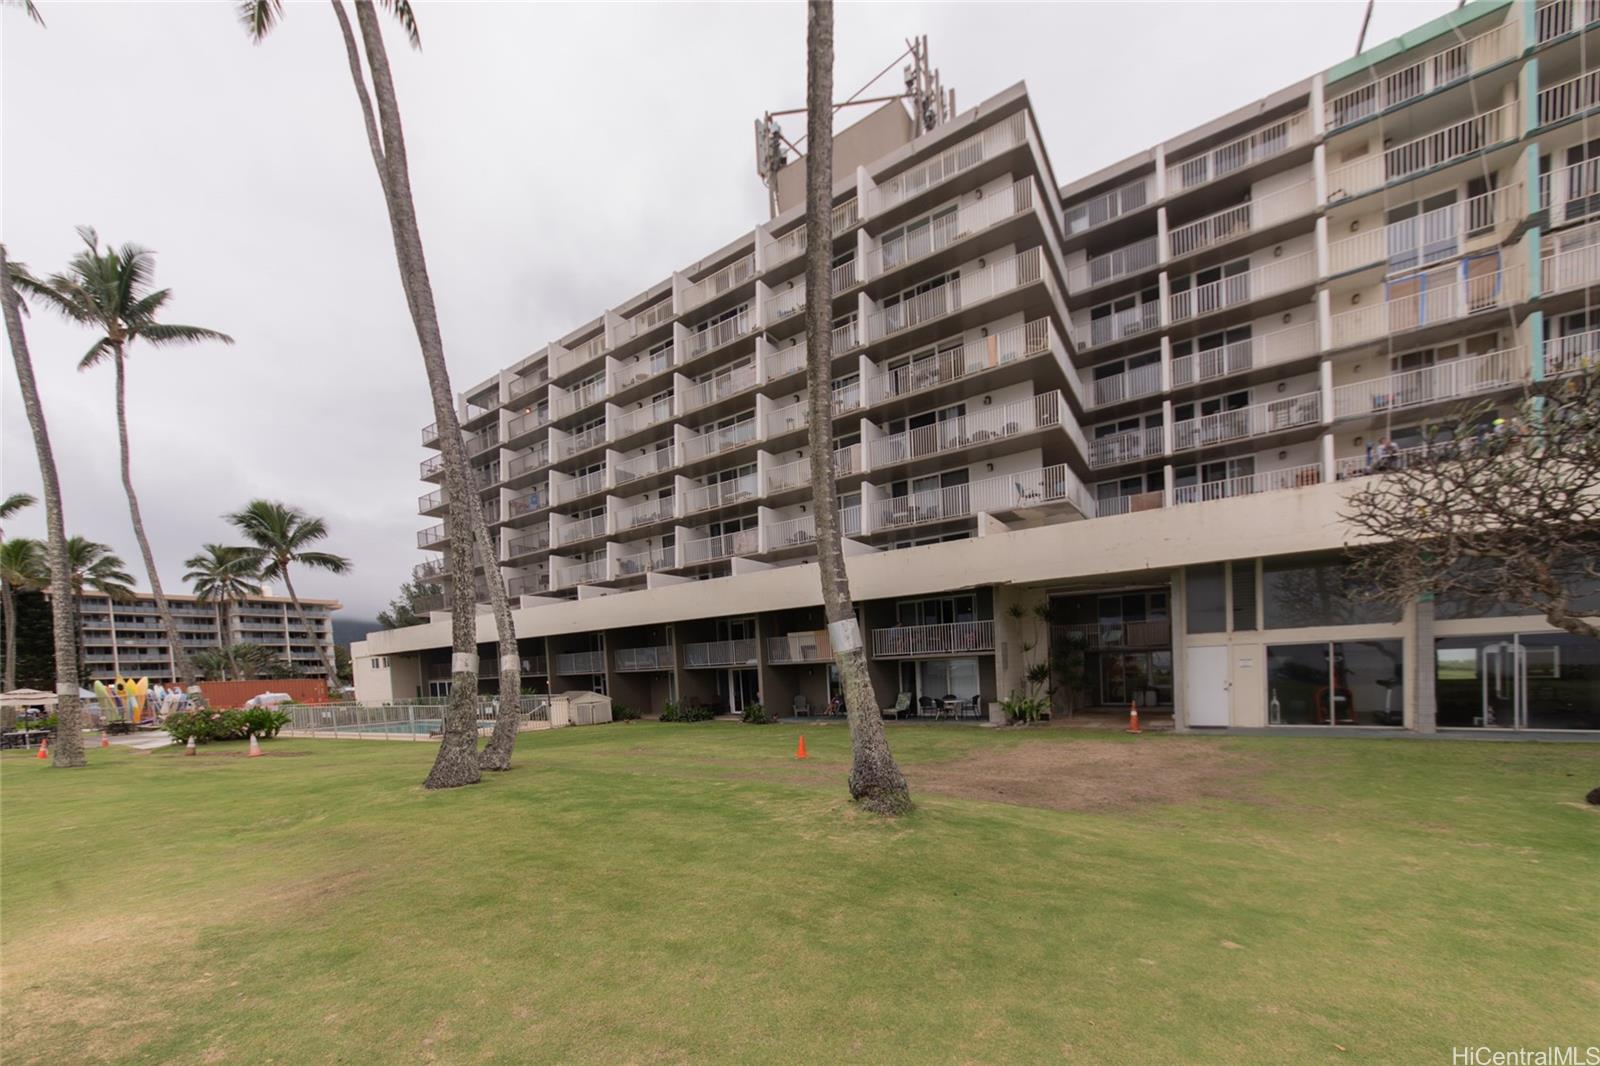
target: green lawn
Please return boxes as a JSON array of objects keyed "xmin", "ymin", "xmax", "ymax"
[{"xmin": 2, "ymin": 724, "xmax": 1596, "ymax": 1064}]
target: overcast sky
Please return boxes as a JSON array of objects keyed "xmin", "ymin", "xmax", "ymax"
[{"xmin": 2, "ymin": 0, "xmax": 1455, "ymax": 620}]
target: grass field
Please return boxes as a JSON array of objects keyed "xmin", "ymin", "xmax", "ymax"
[{"xmin": 2, "ymin": 723, "xmax": 1596, "ymax": 1064}]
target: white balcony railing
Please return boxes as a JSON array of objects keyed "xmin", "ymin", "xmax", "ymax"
[
  {"xmin": 1172, "ymin": 393, "xmax": 1322, "ymax": 451},
  {"xmin": 680, "ymin": 418, "xmax": 759, "ymax": 464},
  {"xmin": 833, "ymin": 198, "xmax": 861, "ymax": 231},
  {"xmin": 420, "ymin": 454, "xmax": 444, "ymax": 479},
  {"xmin": 1332, "ymin": 347, "xmax": 1527, "ymax": 420},
  {"xmin": 682, "ymin": 473, "xmax": 759, "ymax": 515},
  {"xmin": 833, "ymin": 316, "xmax": 861, "ymax": 352},
  {"xmin": 552, "ymin": 468, "xmax": 607, "ymax": 505},
  {"xmin": 611, "ymin": 398, "xmax": 674, "ymax": 439},
  {"xmin": 1541, "ymin": 226, "xmax": 1600, "ymax": 293},
  {"xmin": 834, "ymin": 443, "xmax": 863, "ymax": 477},
  {"xmin": 1167, "ymin": 251, "xmax": 1315, "ymax": 324},
  {"xmin": 556, "ymin": 650, "xmax": 606, "ymax": 675},
  {"xmin": 506, "ymin": 573, "xmax": 549, "ymax": 598},
  {"xmin": 767, "ymin": 227, "xmax": 805, "ymax": 268},
  {"xmin": 1538, "ymin": 68, "xmax": 1600, "ymax": 127},
  {"xmin": 1091, "ymin": 361, "xmax": 1161, "ymax": 408},
  {"xmin": 1328, "ymin": 184, "xmax": 1520, "ymax": 275},
  {"xmin": 1088, "ymin": 426, "xmax": 1164, "ymax": 468},
  {"xmin": 1165, "ymin": 111, "xmax": 1310, "ymax": 195},
  {"xmin": 1167, "ymin": 180, "xmax": 1314, "ymax": 260},
  {"xmin": 766, "ymin": 633, "xmax": 832, "ymax": 663},
  {"xmin": 1081, "ymin": 298, "xmax": 1161, "ymax": 348},
  {"xmin": 1330, "ymin": 262, "xmax": 1524, "ymax": 348},
  {"xmin": 612, "ymin": 345, "xmax": 675, "ymax": 392},
  {"xmin": 867, "ymin": 247, "xmax": 1050, "ymax": 342},
  {"xmin": 466, "ymin": 428, "xmax": 499, "ymax": 455},
  {"xmin": 614, "ymin": 645, "xmax": 674, "ymax": 671},
  {"xmin": 763, "ymin": 513, "xmax": 816, "ymax": 550},
  {"xmin": 418, "ymin": 488, "xmax": 445, "ymax": 514},
  {"xmin": 555, "ymin": 512, "xmax": 608, "ymax": 547},
  {"xmin": 1068, "ymin": 235, "xmax": 1159, "ymax": 293},
  {"xmin": 682, "ymin": 639, "xmax": 759, "ymax": 668},
  {"xmin": 1325, "ymin": 20, "xmax": 1518, "ymax": 129},
  {"xmin": 1093, "ymin": 491, "xmax": 1165, "ymax": 518},
  {"xmin": 1545, "ymin": 328, "xmax": 1600, "ymax": 375},
  {"xmin": 1327, "ymin": 102, "xmax": 1515, "ymax": 200},
  {"xmin": 504, "ymin": 530, "xmax": 549, "ymax": 558},
  {"xmin": 765, "ymin": 285, "xmax": 805, "ymax": 323},
  {"xmin": 617, "ymin": 495, "xmax": 676, "ymax": 532},
  {"xmin": 556, "ymin": 423, "xmax": 608, "ymax": 460},
  {"xmin": 686, "ymin": 307, "xmax": 754, "ymax": 359},
  {"xmin": 681, "ymin": 362, "xmax": 759, "ymax": 413},
  {"xmin": 866, "ymin": 392, "xmax": 1064, "ymax": 471},
  {"xmin": 412, "ymin": 559, "xmax": 447, "ymax": 581},
  {"xmin": 506, "ymin": 408, "xmax": 550, "ymax": 441},
  {"xmin": 1174, "ymin": 463, "xmax": 1324, "ymax": 504},
  {"xmin": 553, "ymin": 559, "xmax": 608, "ymax": 590},
  {"xmin": 764, "ymin": 343, "xmax": 807, "ymax": 382},
  {"xmin": 683, "ymin": 254, "xmax": 756, "ymax": 311},
  {"xmin": 679, "ymin": 528, "xmax": 759, "ymax": 566},
  {"xmin": 615, "ymin": 545, "xmax": 673, "ymax": 578},
  {"xmin": 765, "ymin": 456, "xmax": 810, "ymax": 494},
  {"xmin": 612, "ymin": 446, "xmax": 676, "ymax": 486},
  {"xmin": 871, "ymin": 620, "xmax": 995, "ymax": 658},
  {"xmin": 871, "ymin": 464, "xmax": 1090, "ymax": 533},
  {"xmin": 868, "ymin": 319, "xmax": 1057, "ymax": 407},
  {"xmin": 1536, "ymin": 0, "xmax": 1600, "ymax": 42},
  {"xmin": 869, "ymin": 112, "xmax": 1027, "ymax": 215},
  {"xmin": 868, "ymin": 178, "xmax": 1035, "ymax": 278},
  {"xmin": 1065, "ymin": 173, "xmax": 1154, "ymax": 236},
  {"xmin": 628, "ymin": 300, "xmax": 675, "ymax": 338},
  {"xmin": 417, "ymin": 523, "xmax": 446, "ymax": 548}
]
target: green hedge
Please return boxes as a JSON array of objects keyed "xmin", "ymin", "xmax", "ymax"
[{"xmin": 164, "ymin": 708, "xmax": 290, "ymax": 744}]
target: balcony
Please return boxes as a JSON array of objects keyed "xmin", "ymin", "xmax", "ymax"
[
  {"xmin": 1165, "ymin": 111, "xmax": 1310, "ymax": 196},
  {"xmin": 682, "ymin": 639, "xmax": 758, "ymax": 668},
  {"xmin": 554, "ymin": 558, "xmax": 608, "ymax": 589},
  {"xmin": 870, "ymin": 463, "xmax": 1090, "ymax": 535},
  {"xmin": 764, "ymin": 343, "xmax": 807, "ymax": 382},
  {"xmin": 1172, "ymin": 393, "xmax": 1321, "ymax": 452},
  {"xmin": 1328, "ymin": 184, "xmax": 1520, "ymax": 275},
  {"xmin": 1168, "ymin": 251, "xmax": 1315, "ymax": 324},
  {"xmin": 553, "ymin": 378, "xmax": 607, "ymax": 420},
  {"xmin": 1089, "ymin": 426, "xmax": 1163, "ymax": 468},
  {"xmin": 833, "ymin": 198, "xmax": 861, "ymax": 232},
  {"xmin": 867, "ymin": 247, "xmax": 1050, "ymax": 343},
  {"xmin": 611, "ymin": 398, "xmax": 674, "ymax": 441},
  {"xmin": 871, "ymin": 620, "xmax": 995, "ymax": 658},
  {"xmin": 1539, "ymin": 69, "xmax": 1600, "ymax": 128},
  {"xmin": 1327, "ymin": 102, "xmax": 1515, "ymax": 201},
  {"xmin": 612, "ymin": 344, "xmax": 676, "ymax": 392},
  {"xmin": 1068, "ymin": 235, "xmax": 1158, "ymax": 293},
  {"xmin": 1065, "ymin": 173, "xmax": 1154, "ymax": 237},
  {"xmin": 555, "ymin": 512, "xmax": 608, "ymax": 548},
  {"xmin": 507, "ymin": 573, "xmax": 549, "ymax": 598},
  {"xmin": 466, "ymin": 427, "xmax": 499, "ymax": 456},
  {"xmin": 552, "ymin": 469, "xmax": 607, "ymax": 506},
  {"xmin": 421, "ymin": 422, "xmax": 439, "ymax": 447},
  {"xmin": 685, "ymin": 307, "xmax": 755, "ymax": 360},
  {"xmin": 833, "ymin": 317, "xmax": 861, "ymax": 352},
  {"xmin": 1167, "ymin": 181, "xmax": 1315, "ymax": 260},
  {"xmin": 680, "ymin": 418, "xmax": 759, "ymax": 464},
  {"xmin": 1324, "ymin": 20, "xmax": 1518, "ymax": 130},
  {"xmin": 765, "ymin": 456, "xmax": 810, "ymax": 494},
  {"xmin": 506, "ymin": 445, "xmax": 550, "ymax": 480},
  {"xmin": 508, "ymin": 373, "xmax": 547, "ymax": 405},
  {"xmin": 682, "ymin": 472, "xmax": 760, "ymax": 515},
  {"xmin": 1080, "ymin": 297, "xmax": 1161, "ymax": 349},
  {"xmin": 418, "ymin": 488, "xmax": 446, "ymax": 516},
  {"xmin": 615, "ymin": 645, "xmax": 674, "ymax": 672},
  {"xmin": 506, "ymin": 407, "xmax": 550, "ymax": 442},
  {"xmin": 1545, "ymin": 328, "xmax": 1600, "ymax": 375},
  {"xmin": 1171, "ymin": 322, "xmax": 1317, "ymax": 387},
  {"xmin": 507, "ymin": 489, "xmax": 548, "ymax": 520},
  {"xmin": 1541, "ymin": 225, "xmax": 1600, "ymax": 293},
  {"xmin": 1093, "ymin": 490, "xmax": 1165, "ymax": 518},
  {"xmin": 1536, "ymin": 0, "xmax": 1600, "ymax": 42},
  {"xmin": 835, "ymin": 443, "xmax": 863, "ymax": 477},
  {"xmin": 1091, "ymin": 361, "xmax": 1162, "ymax": 407},
  {"xmin": 556, "ymin": 650, "xmax": 606, "ymax": 675},
  {"xmin": 762, "ymin": 513, "xmax": 816, "ymax": 551},
  {"xmin": 556, "ymin": 422, "xmax": 608, "ymax": 461},
  {"xmin": 1541, "ymin": 158, "xmax": 1600, "ymax": 228},
  {"xmin": 412, "ymin": 559, "xmax": 448, "ymax": 582},
  {"xmin": 1329, "ymin": 261, "xmax": 1524, "ymax": 348},
  {"xmin": 615, "ymin": 544, "xmax": 673, "ymax": 577},
  {"xmin": 679, "ymin": 527, "xmax": 759, "ymax": 566},
  {"xmin": 612, "ymin": 446, "xmax": 677, "ymax": 487},
  {"xmin": 417, "ymin": 523, "xmax": 446, "ymax": 549},
  {"xmin": 766, "ymin": 632, "xmax": 832, "ymax": 664},
  {"xmin": 617, "ymin": 496, "xmax": 675, "ymax": 532},
  {"xmin": 1052, "ymin": 620, "xmax": 1172, "ymax": 649},
  {"xmin": 1174, "ymin": 462, "xmax": 1323, "ymax": 504},
  {"xmin": 1335, "ymin": 442, "xmax": 1444, "ymax": 480},
  {"xmin": 552, "ymin": 334, "xmax": 607, "ymax": 380},
  {"xmin": 767, "ymin": 226, "xmax": 805, "ymax": 269},
  {"xmin": 681, "ymin": 361, "xmax": 759, "ymax": 414},
  {"xmin": 504, "ymin": 529, "xmax": 550, "ymax": 558},
  {"xmin": 867, "ymin": 319, "xmax": 1060, "ymax": 408},
  {"xmin": 420, "ymin": 454, "xmax": 444, "ymax": 479},
  {"xmin": 868, "ymin": 112, "xmax": 1027, "ymax": 215},
  {"xmin": 1332, "ymin": 347, "xmax": 1527, "ymax": 420},
  {"xmin": 867, "ymin": 392, "xmax": 1065, "ymax": 471},
  {"xmin": 683, "ymin": 254, "xmax": 756, "ymax": 311},
  {"xmin": 627, "ymin": 300, "xmax": 675, "ymax": 339},
  {"xmin": 868, "ymin": 178, "xmax": 1036, "ymax": 279},
  {"xmin": 765, "ymin": 285, "xmax": 805, "ymax": 324}
]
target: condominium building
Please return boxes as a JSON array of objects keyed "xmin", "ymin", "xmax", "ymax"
[
  {"xmin": 357, "ymin": 0, "xmax": 1599, "ymax": 734},
  {"xmin": 73, "ymin": 591, "xmax": 341, "ymax": 683}
]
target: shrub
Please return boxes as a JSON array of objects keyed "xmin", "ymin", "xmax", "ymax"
[
  {"xmin": 163, "ymin": 708, "xmax": 290, "ymax": 744},
  {"xmin": 611, "ymin": 703, "xmax": 642, "ymax": 721},
  {"xmin": 1001, "ymin": 694, "xmax": 1049, "ymax": 724},
  {"xmin": 659, "ymin": 700, "xmax": 714, "ymax": 723},
  {"xmin": 740, "ymin": 702, "xmax": 773, "ymax": 724}
]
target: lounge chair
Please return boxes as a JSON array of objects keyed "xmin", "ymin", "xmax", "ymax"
[{"xmin": 881, "ymin": 692, "xmax": 911, "ymax": 720}]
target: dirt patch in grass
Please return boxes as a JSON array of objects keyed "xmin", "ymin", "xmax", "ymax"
[{"xmin": 909, "ymin": 738, "xmax": 1263, "ymax": 813}]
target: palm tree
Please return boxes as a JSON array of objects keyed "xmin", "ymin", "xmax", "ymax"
[
  {"xmin": 194, "ymin": 642, "xmax": 293, "ymax": 682},
  {"xmin": 1, "ymin": 492, "xmax": 36, "ymax": 540},
  {"xmin": 225, "ymin": 500, "xmax": 348, "ymax": 687},
  {"xmin": 10, "ymin": 229, "xmax": 232, "ymax": 690},
  {"xmin": 241, "ymin": 0, "xmax": 521, "ymax": 787},
  {"xmin": 803, "ymin": 0, "xmax": 910, "ymax": 815},
  {"xmin": 58, "ymin": 537, "xmax": 136, "ymax": 682},
  {"xmin": 183, "ymin": 544, "xmax": 263, "ymax": 668},
  {"xmin": 2, "ymin": 248, "xmax": 87, "ymax": 766},
  {"xmin": 0, "ymin": 537, "xmax": 47, "ymax": 692}
]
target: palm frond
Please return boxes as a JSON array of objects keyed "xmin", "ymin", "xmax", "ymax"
[
  {"xmin": 0, "ymin": 538, "xmax": 48, "ymax": 588},
  {"xmin": 379, "ymin": 0, "xmax": 421, "ymax": 49},
  {"xmin": 237, "ymin": 0, "xmax": 283, "ymax": 42},
  {"xmin": 0, "ymin": 492, "xmax": 36, "ymax": 521},
  {"xmin": 78, "ymin": 337, "xmax": 115, "ymax": 371},
  {"xmin": 4, "ymin": 0, "xmax": 47, "ymax": 27},
  {"xmin": 125, "ymin": 287, "xmax": 172, "ymax": 323},
  {"xmin": 137, "ymin": 322, "xmax": 235, "ymax": 348},
  {"xmin": 295, "ymin": 551, "xmax": 352, "ymax": 575}
]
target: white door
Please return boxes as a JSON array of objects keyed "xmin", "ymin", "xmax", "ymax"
[{"xmin": 1185, "ymin": 647, "xmax": 1230, "ymax": 727}]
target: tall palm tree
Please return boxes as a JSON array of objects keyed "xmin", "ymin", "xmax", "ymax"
[
  {"xmin": 2, "ymin": 248, "xmax": 87, "ymax": 766},
  {"xmin": 183, "ymin": 544, "xmax": 263, "ymax": 674},
  {"xmin": 0, "ymin": 537, "xmax": 47, "ymax": 692},
  {"xmin": 59, "ymin": 537, "xmax": 136, "ymax": 683},
  {"xmin": 11, "ymin": 229, "xmax": 233, "ymax": 690},
  {"xmin": 225, "ymin": 500, "xmax": 349, "ymax": 687},
  {"xmin": 803, "ymin": 0, "xmax": 910, "ymax": 815},
  {"xmin": 241, "ymin": 0, "xmax": 522, "ymax": 787}
]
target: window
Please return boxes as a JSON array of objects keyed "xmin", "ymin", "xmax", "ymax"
[
  {"xmin": 1231, "ymin": 560, "xmax": 1257, "ymax": 632},
  {"xmin": 1266, "ymin": 640, "xmax": 1403, "ymax": 726},
  {"xmin": 1186, "ymin": 564, "xmax": 1226, "ymax": 634},
  {"xmin": 1262, "ymin": 554, "xmax": 1401, "ymax": 628}
]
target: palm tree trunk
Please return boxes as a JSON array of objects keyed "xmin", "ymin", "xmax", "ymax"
[
  {"xmin": 346, "ymin": 0, "xmax": 518, "ymax": 781},
  {"xmin": 2, "ymin": 579, "xmax": 16, "ymax": 692},
  {"xmin": 2, "ymin": 246, "xmax": 86, "ymax": 767},
  {"xmin": 803, "ymin": 0, "xmax": 909, "ymax": 815},
  {"xmin": 279, "ymin": 568, "xmax": 340, "ymax": 690},
  {"xmin": 111, "ymin": 346, "xmax": 196, "ymax": 689},
  {"xmin": 333, "ymin": 0, "xmax": 485, "ymax": 787},
  {"xmin": 215, "ymin": 601, "xmax": 230, "ymax": 680}
]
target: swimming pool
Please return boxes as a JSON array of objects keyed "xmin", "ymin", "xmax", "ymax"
[{"xmin": 322, "ymin": 719, "xmax": 495, "ymax": 736}]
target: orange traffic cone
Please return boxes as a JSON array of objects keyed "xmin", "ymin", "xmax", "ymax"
[
  {"xmin": 248, "ymin": 732, "xmax": 263, "ymax": 758},
  {"xmin": 100, "ymin": 731, "xmax": 111, "ymax": 749},
  {"xmin": 35, "ymin": 737, "xmax": 48, "ymax": 759},
  {"xmin": 795, "ymin": 734, "xmax": 808, "ymax": 760},
  {"xmin": 184, "ymin": 736, "xmax": 197, "ymax": 756},
  {"xmin": 1126, "ymin": 700, "xmax": 1141, "ymax": 734}
]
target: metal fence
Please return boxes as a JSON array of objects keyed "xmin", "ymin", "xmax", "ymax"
[{"xmin": 279, "ymin": 696, "xmax": 549, "ymax": 740}]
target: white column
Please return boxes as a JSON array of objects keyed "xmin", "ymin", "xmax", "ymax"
[
  {"xmin": 1319, "ymin": 359, "xmax": 1334, "ymax": 425},
  {"xmin": 1320, "ymin": 431, "xmax": 1336, "ymax": 483}
]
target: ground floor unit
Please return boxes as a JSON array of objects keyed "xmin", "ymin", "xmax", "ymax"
[{"xmin": 355, "ymin": 484, "xmax": 1598, "ymax": 736}]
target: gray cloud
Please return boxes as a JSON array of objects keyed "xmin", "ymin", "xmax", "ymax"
[{"xmin": 2, "ymin": 1, "xmax": 1455, "ymax": 619}]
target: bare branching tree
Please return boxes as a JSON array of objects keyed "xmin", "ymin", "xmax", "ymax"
[
  {"xmin": 1342, "ymin": 364, "xmax": 1600, "ymax": 639},
  {"xmin": 804, "ymin": 0, "xmax": 910, "ymax": 815}
]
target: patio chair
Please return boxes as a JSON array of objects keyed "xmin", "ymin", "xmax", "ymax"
[
  {"xmin": 881, "ymin": 692, "xmax": 911, "ymax": 719},
  {"xmin": 917, "ymin": 696, "xmax": 940, "ymax": 719},
  {"xmin": 792, "ymin": 693, "xmax": 812, "ymax": 717}
]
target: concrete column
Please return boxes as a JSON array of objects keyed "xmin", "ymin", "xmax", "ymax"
[
  {"xmin": 1158, "ymin": 271, "xmax": 1171, "ymax": 328},
  {"xmin": 1314, "ymin": 215, "xmax": 1331, "ymax": 279},
  {"xmin": 1412, "ymin": 596, "xmax": 1437, "ymax": 734},
  {"xmin": 1162, "ymin": 464, "xmax": 1175, "ymax": 508},
  {"xmin": 1152, "ymin": 145, "xmax": 1167, "ymax": 202},
  {"xmin": 1312, "ymin": 143, "xmax": 1328, "ymax": 207},
  {"xmin": 1316, "ymin": 288, "xmax": 1333, "ymax": 352},
  {"xmin": 1320, "ymin": 431, "xmax": 1336, "ymax": 483},
  {"xmin": 1156, "ymin": 206, "xmax": 1170, "ymax": 263},
  {"xmin": 1161, "ymin": 400, "xmax": 1174, "ymax": 456},
  {"xmin": 1319, "ymin": 359, "xmax": 1335, "ymax": 424},
  {"xmin": 1159, "ymin": 335, "xmax": 1173, "ymax": 393},
  {"xmin": 1309, "ymin": 73, "xmax": 1326, "ymax": 137}
]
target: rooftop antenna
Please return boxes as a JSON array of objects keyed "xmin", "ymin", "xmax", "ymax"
[
  {"xmin": 1354, "ymin": 0, "xmax": 1376, "ymax": 55},
  {"xmin": 755, "ymin": 36, "xmax": 955, "ymax": 218}
]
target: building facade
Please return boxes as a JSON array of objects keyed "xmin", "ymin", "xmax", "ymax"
[
  {"xmin": 75, "ymin": 591, "xmax": 341, "ymax": 683},
  {"xmin": 358, "ymin": 0, "xmax": 1599, "ymax": 733}
]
